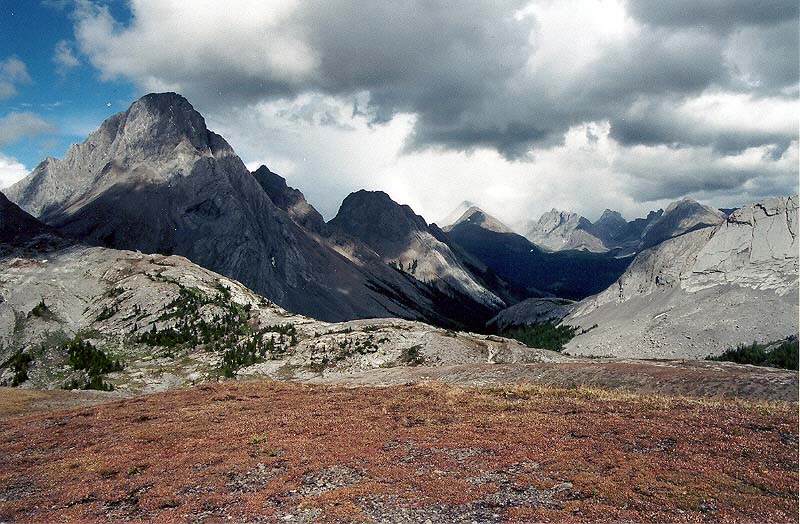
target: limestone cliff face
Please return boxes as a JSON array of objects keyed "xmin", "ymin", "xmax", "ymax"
[
  {"xmin": 689, "ymin": 195, "xmax": 798, "ymax": 295},
  {"xmin": 565, "ymin": 195, "xmax": 798, "ymax": 358},
  {"xmin": 2, "ymin": 93, "xmax": 460, "ymax": 324}
]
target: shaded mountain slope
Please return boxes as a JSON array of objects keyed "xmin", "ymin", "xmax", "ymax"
[
  {"xmin": 639, "ymin": 197, "xmax": 726, "ymax": 249},
  {"xmin": 251, "ymin": 165, "xmax": 327, "ymax": 234},
  {"xmin": 445, "ymin": 207, "xmax": 632, "ymax": 300},
  {"xmin": 329, "ymin": 190, "xmax": 504, "ymax": 311},
  {"xmin": 0, "ymin": 192, "xmax": 58, "ymax": 246}
]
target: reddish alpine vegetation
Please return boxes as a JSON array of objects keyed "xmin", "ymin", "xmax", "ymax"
[{"xmin": 0, "ymin": 381, "xmax": 797, "ymax": 523}]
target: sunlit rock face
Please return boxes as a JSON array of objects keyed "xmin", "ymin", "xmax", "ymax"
[{"xmin": 565, "ymin": 195, "xmax": 799, "ymax": 359}]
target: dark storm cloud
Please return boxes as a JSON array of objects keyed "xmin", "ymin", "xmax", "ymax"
[
  {"xmin": 727, "ymin": 19, "xmax": 800, "ymax": 92},
  {"xmin": 609, "ymin": 97, "xmax": 798, "ymax": 155},
  {"xmin": 73, "ymin": 0, "xmax": 798, "ymax": 158},
  {"xmin": 71, "ymin": 0, "xmax": 798, "ymax": 207},
  {"xmin": 616, "ymin": 145, "xmax": 797, "ymax": 203},
  {"xmin": 625, "ymin": 0, "xmax": 799, "ymax": 32},
  {"xmin": 296, "ymin": 0, "xmax": 539, "ymax": 157}
]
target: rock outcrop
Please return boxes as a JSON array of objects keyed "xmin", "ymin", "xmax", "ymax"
[
  {"xmin": 487, "ymin": 297, "xmax": 575, "ymax": 330},
  {"xmin": 564, "ymin": 195, "xmax": 799, "ymax": 358},
  {"xmin": 0, "ymin": 241, "xmax": 559, "ymax": 392},
  {"xmin": 525, "ymin": 209, "xmax": 607, "ymax": 252}
]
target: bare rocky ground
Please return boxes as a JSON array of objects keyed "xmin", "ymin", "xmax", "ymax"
[
  {"xmin": 2, "ymin": 242, "xmax": 797, "ymax": 404},
  {"xmin": 0, "ymin": 244, "xmax": 562, "ymax": 394}
]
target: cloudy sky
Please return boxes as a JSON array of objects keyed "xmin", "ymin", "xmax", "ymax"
[{"xmin": 0, "ymin": 0, "xmax": 797, "ymax": 229}]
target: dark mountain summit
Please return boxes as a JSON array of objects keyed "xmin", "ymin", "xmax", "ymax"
[
  {"xmin": 329, "ymin": 191, "xmax": 505, "ymax": 311},
  {"xmin": 330, "ymin": 190, "xmax": 429, "ymax": 245}
]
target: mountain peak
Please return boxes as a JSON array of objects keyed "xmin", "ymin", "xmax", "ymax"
[
  {"xmin": 640, "ymin": 197, "xmax": 725, "ymax": 249},
  {"xmin": 330, "ymin": 190, "xmax": 428, "ymax": 243},
  {"xmin": 438, "ymin": 200, "xmax": 481, "ymax": 228},
  {"xmin": 117, "ymin": 92, "xmax": 218, "ymax": 152},
  {"xmin": 450, "ymin": 206, "xmax": 513, "ymax": 234},
  {"xmin": 330, "ymin": 194, "xmax": 505, "ymax": 311},
  {"xmin": 597, "ymin": 209, "xmax": 624, "ymax": 222},
  {"xmin": 251, "ymin": 165, "xmax": 326, "ymax": 234},
  {"xmin": 526, "ymin": 208, "xmax": 605, "ymax": 252},
  {"xmin": 5, "ymin": 92, "xmax": 239, "ymax": 219}
]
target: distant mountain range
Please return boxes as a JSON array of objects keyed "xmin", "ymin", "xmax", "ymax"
[
  {"xmin": 442, "ymin": 207, "xmax": 632, "ymax": 301},
  {"xmin": 520, "ymin": 199, "xmax": 727, "ymax": 254},
  {"xmin": 491, "ymin": 195, "xmax": 799, "ymax": 358}
]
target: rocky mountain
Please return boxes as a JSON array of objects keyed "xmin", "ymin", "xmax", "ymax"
[
  {"xmin": 437, "ymin": 200, "xmax": 479, "ymax": 228},
  {"xmin": 563, "ymin": 195, "xmax": 799, "ymax": 358},
  {"xmin": 523, "ymin": 198, "xmax": 724, "ymax": 255},
  {"xmin": 444, "ymin": 205, "xmax": 632, "ymax": 301},
  {"xmin": 328, "ymin": 190, "xmax": 504, "ymax": 311},
  {"xmin": 3, "ymin": 92, "xmax": 493, "ymax": 327},
  {"xmin": 638, "ymin": 197, "xmax": 726, "ymax": 249},
  {"xmin": 251, "ymin": 165, "xmax": 327, "ymax": 234},
  {"xmin": 444, "ymin": 206, "xmax": 514, "ymax": 234},
  {"xmin": 525, "ymin": 209, "xmax": 607, "ymax": 252},
  {"xmin": 591, "ymin": 209, "xmax": 628, "ymax": 239}
]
